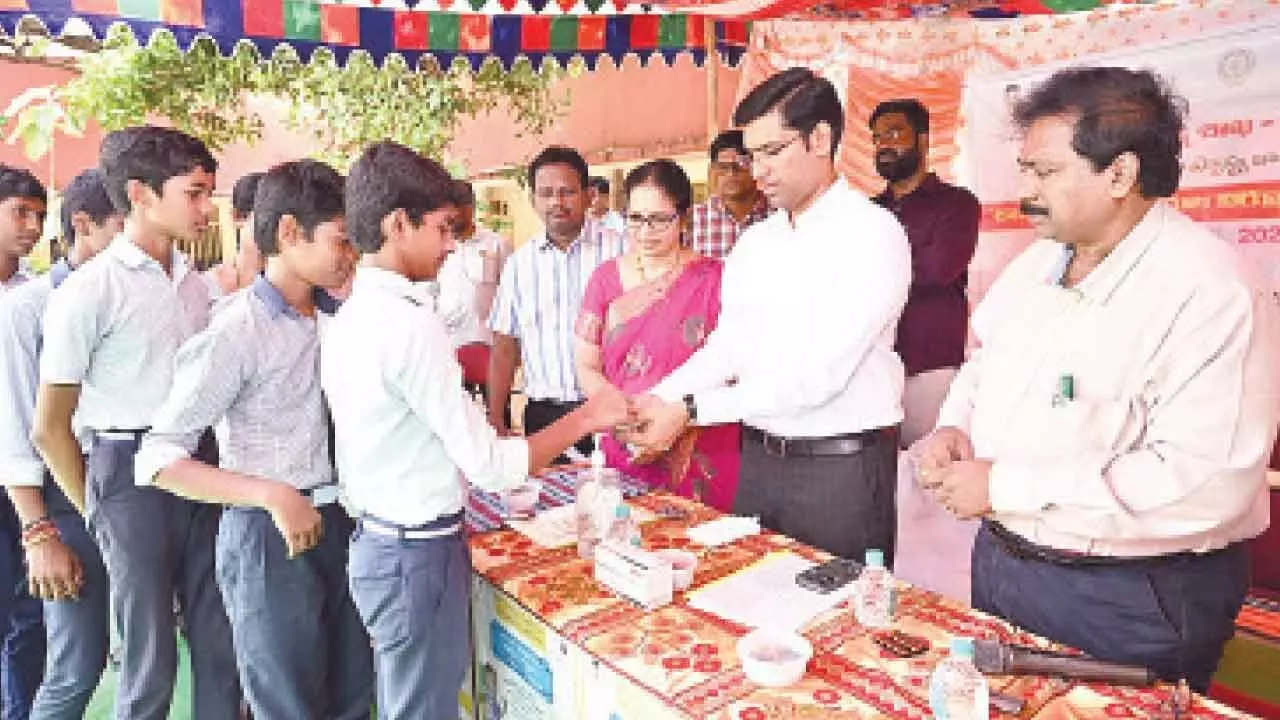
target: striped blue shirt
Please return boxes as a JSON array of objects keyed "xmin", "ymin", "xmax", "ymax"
[{"xmin": 488, "ymin": 218, "xmax": 625, "ymax": 402}]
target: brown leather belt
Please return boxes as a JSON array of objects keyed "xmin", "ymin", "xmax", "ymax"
[{"xmin": 744, "ymin": 425, "xmax": 894, "ymax": 458}]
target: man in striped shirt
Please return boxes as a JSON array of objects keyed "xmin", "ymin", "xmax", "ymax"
[{"xmin": 488, "ymin": 146, "xmax": 626, "ymax": 457}]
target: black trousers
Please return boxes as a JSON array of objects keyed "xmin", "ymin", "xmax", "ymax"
[
  {"xmin": 971, "ymin": 522, "xmax": 1249, "ymax": 692},
  {"xmin": 521, "ymin": 399, "xmax": 593, "ymax": 460},
  {"xmin": 732, "ymin": 427, "xmax": 898, "ymax": 563}
]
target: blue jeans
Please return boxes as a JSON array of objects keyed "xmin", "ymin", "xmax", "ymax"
[
  {"xmin": 217, "ymin": 504, "xmax": 373, "ymax": 719},
  {"xmin": 0, "ymin": 496, "xmax": 45, "ymax": 720},
  {"xmin": 347, "ymin": 525, "xmax": 471, "ymax": 720}
]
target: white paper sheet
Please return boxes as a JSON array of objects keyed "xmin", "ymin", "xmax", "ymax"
[{"xmin": 686, "ymin": 551, "xmax": 854, "ymax": 633}]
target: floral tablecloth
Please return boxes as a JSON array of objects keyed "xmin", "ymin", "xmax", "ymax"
[{"xmin": 467, "ymin": 469, "xmax": 1253, "ymax": 719}]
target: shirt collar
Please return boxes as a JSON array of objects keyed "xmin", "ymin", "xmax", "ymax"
[
  {"xmin": 792, "ymin": 177, "xmax": 850, "ymax": 232},
  {"xmin": 107, "ymin": 234, "xmax": 190, "ymax": 281},
  {"xmin": 1063, "ymin": 202, "xmax": 1167, "ymax": 304},
  {"xmin": 873, "ymin": 172, "xmax": 941, "ymax": 206},
  {"xmin": 535, "ymin": 217, "xmax": 599, "ymax": 252},
  {"xmin": 351, "ymin": 265, "xmax": 434, "ymax": 307},
  {"xmin": 252, "ymin": 273, "xmax": 344, "ymax": 318}
]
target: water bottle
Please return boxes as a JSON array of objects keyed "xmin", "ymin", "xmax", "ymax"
[
  {"xmin": 854, "ymin": 549, "xmax": 894, "ymax": 629},
  {"xmin": 576, "ymin": 435, "xmax": 623, "ymax": 559},
  {"xmin": 929, "ymin": 637, "xmax": 990, "ymax": 720},
  {"xmin": 604, "ymin": 504, "xmax": 641, "ymax": 549}
]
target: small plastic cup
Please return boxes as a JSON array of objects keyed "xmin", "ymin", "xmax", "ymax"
[
  {"xmin": 655, "ymin": 549, "xmax": 698, "ymax": 591},
  {"xmin": 502, "ymin": 479, "xmax": 542, "ymax": 517}
]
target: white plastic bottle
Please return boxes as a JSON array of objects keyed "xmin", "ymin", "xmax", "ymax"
[
  {"xmin": 604, "ymin": 504, "xmax": 641, "ymax": 548},
  {"xmin": 576, "ymin": 434, "xmax": 623, "ymax": 559},
  {"xmin": 929, "ymin": 637, "xmax": 990, "ymax": 720},
  {"xmin": 854, "ymin": 548, "xmax": 895, "ymax": 629}
]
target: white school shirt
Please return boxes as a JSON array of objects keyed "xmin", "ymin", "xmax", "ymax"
[
  {"xmin": 40, "ymin": 235, "xmax": 212, "ymax": 430},
  {"xmin": 653, "ymin": 177, "xmax": 911, "ymax": 438},
  {"xmin": 321, "ymin": 266, "xmax": 529, "ymax": 526},
  {"xmin": 488, "ymin": 218, "xmax": 626, "ymax": 402},
  {"xmin": 938, "ymin": 203, "xmax": 1280, "ymax": 557}
]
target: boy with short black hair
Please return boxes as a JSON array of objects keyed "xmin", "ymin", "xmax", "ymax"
[
  {"xmin": 136, "ymin": 158, "xmax": 371, "ymax": 720},
  {"xmin": 323, "ymin": 141, "xmax": 630, "ymax": 718},
  {"xmin": 0, "ymin": 161, "xmax": 49, "ymax": 719},
  {"xmin": 33, "ymin": 126, "xmax": 241, "ymax": 720},
  {"xmin": 1, "ymin": 168, "xmax": 121, "ymax": 719}
]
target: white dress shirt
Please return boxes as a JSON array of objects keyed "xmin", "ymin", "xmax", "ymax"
[
  {"xmin": 40, "ymin": 236, "xmax": 212, "ymax": 430},
  {"xmin": 489, "ymin": 218, "xmax": 626, "ymax": 402},
  {"xmin": 135, "ymin": 277, "xmax": 337, "ymax": 491},
  {"xmin": 321, "ymin": 266, "xmax": 530, "ymax": 526},
  {"xmin": 653, "ymin": 178, "xmax": 911, "ymax": 437},
  {"xmin": 437, "ymin": 229, "xmax": 510, "ymax": 348},
  {"xmin": 938, "ymin": 203, "xmax": 1280, "ymax": 557}
]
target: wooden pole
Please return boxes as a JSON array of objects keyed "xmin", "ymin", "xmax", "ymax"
[{"xmin": 705, "ymin": 19, "xmax": 720, "ymax": 143}]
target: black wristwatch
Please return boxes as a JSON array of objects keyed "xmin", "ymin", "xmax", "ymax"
[{"xmin": 682, "ymin": 394, "xmax": 698, "ymax": 424}]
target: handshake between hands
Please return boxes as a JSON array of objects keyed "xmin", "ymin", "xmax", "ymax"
[
  {"xmin": 907, "ymin": 427, "xmax": 994, "ymax": 520},
  {"xmin": 581, "ymin": 387, "xmax": 690, "ymax": 463}
]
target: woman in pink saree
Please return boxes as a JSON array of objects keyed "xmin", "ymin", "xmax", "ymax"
[{"xmin": 574, "ymin": 160, "xmax": 740, "ymax": 511}]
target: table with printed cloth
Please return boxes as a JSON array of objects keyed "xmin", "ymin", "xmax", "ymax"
[{"xmin": 462, "ymin": 467, "xmax": 1254, "ymax": 720}]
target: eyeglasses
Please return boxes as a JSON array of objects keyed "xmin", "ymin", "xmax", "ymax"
[
  {"xmin": 625, "ymin": 212, "xmax": 680, "ymax": 232},
  {"xmin": 747, "ymin": 134, "xmax": 804, "ymax": 163},
  {"xmin": 534, "ymin": 187, "xmax": 582, "ymax": 201},
  {"xmin": 711, "ymin": 156, "xmax": 753, "ymax": 173}
]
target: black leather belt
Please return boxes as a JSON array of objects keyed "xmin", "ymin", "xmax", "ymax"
[
  {"xmin": 744, "ymin": 425, "xmax": 894, "ymax": 458},
  {"xmin": 984, "ymin": 520, "xmax": 1237, "ymax": 568}
]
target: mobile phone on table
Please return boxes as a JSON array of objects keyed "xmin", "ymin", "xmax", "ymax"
[{"xmin": 795, "ymin": 557, "xmax": 863, "ymax": 594}]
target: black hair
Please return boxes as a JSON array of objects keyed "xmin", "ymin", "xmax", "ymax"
[
  {"xmin": 708, "ymin": 130, "xmax": 748, "ymax": 160},
  {"xmin": 527, "ymin": 146, "xmax": 589, "ymax": 191},
  {"xmin": 870, "ymin": 99, "xmax": 930, "ymax": 136},
  {"xmin": 1013, "ymin": 67, "xmax": 1185, "ymax": 198},
  {"xmin": 345, "ymin": 141, "xmax": 455, "ymax": 253},
  {"xmin": 232, "ymin": 172, "xmax": 264, "ymax": 216},
  {"xmin": 623, "ymin": 159, "xmax": 694, "ymax": 217},
  {"xmin": 0, "ymin": 164, "xmax": 47, "ymax": 205},
  {"xmin": 98, "ymin": 126, "xmax": 217, "ymax": 213},
  {"xmin": 60, "ymin": 169, "xmax": 116, "ymax": 245},
  {"xmin": 588, "ymin": 176, "xmax": 610, "ymax": 194},
  {"xmin": 252, "ymin": 160, "xmax": 345, "ymax": 256},
  {"xmin": 733, "ymin": 68, "xmax": 844, "ymax": 159},
  {"xmin": 451, "ymin": 180, "xmax": 476, "ymax": 207}
]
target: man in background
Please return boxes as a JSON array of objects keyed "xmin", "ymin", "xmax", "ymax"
[{"xmin": 688, "ymin": 130, "xmax": 769, "ymax": 260}]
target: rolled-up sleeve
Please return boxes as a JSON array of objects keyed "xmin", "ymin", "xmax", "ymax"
[
  {"xmin": 487, "ymin": 255, "xmax": 521, "ymax": 339},
  {"xmin": 0, "ymin": 286, "xmax": 48, "ymax": 487}
]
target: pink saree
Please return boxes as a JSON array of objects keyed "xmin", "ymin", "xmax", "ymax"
[{"xmin": 576, "ymin": 256, "xmax": 740, "ymax": 512}]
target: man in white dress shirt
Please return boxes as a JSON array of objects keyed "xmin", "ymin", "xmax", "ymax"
[
  {"xmin": 322, "ymin": 142, "xmax": 629, "ymax": 719},
  {"xmin": 33, "ymin": 127, "xmax": 240, "ymax": 719},
  {"xmin": 631, "ymin": 68, "xmax": 912, "ymax": 562},
  {"xmin": 913, "ymin": 67, "xmax": 1280, "ymax": 690}
]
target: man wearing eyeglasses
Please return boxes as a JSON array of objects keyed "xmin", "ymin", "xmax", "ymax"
[
  {"xmin": 488, "ymin": 147, "xmax": 626, "ymax": 458},
  {"xmin": 629, "ymin": 68, "xmax": 911, "ymax": 562},
  {"xmin": 688, "ymin": 130, "xmax": 769, "ymax": 260}
]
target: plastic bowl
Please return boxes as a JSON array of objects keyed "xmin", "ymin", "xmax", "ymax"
[
  {"xmin": 655, "ymin": 549, "xmax": 698, "ymax": 591},
  {"xmin": 737, "ymin": 629, "xmax": 813, "ymax": 688},
  {"xmin": 502, "ymin": 479, "xmax": 542, "ymax": 516}
]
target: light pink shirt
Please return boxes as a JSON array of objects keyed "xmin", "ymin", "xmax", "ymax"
[{"xmin": 939, "ymin": 203, "xmax": 1280, "ymax": 557}]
